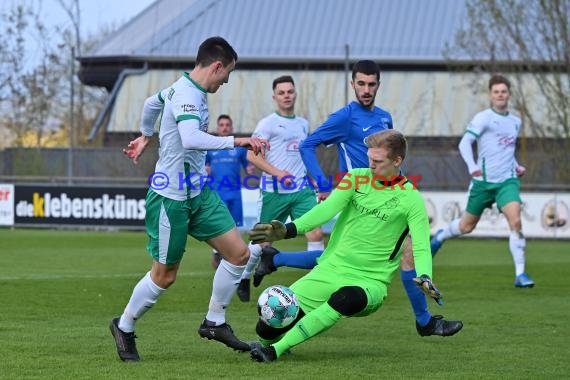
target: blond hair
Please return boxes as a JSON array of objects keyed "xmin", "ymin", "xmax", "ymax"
[{"xmin": 365, "ymin": 130, "xmax": 407, "ymax": 161}]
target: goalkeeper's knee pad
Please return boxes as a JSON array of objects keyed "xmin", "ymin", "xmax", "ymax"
[{"xmin": 328, "ymin": 286, "xmax": 367, "ymax": 316}]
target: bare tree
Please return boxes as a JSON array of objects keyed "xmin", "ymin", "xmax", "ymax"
[
  {"xmin": 0, "ymin": 1, "xmax": 111, "ymax": 148},
  {"xmin": 57, "ymin": 0, "xmax": 85, "ymax": 145},
  {"xmin": 0, "ymin": 5, "xmax": 65, "ymax": 147},
  {"xmin": 445, "ymin": 0, "xmax": 570, "ymax": 185}
]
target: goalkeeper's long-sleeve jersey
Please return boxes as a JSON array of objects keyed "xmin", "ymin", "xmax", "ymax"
[{"xmin": 292, "ymin": 167, "xmax": 432, "ymax": 285}]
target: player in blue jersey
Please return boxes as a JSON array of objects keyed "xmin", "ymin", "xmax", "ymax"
[
  {"xmin": 253, "ymin": 60, "xmax": 463, "ymax": 337},
  {"xmin": 206, "ymin": 114, "xmax": 254, "ymax": 269}
]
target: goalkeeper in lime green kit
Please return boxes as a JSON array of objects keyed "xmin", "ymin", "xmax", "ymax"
[{"xmin": 248, "ymin": 129, "xmax": 454, "ymax": 362}]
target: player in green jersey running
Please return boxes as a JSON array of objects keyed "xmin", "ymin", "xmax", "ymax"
[
  {"xmin": 110, "ymin": 37, "xmax": 267, "ymax": 362},
  {"xmin": 430, "ymin": 75, "xmax": 534, "ymax": 288}
]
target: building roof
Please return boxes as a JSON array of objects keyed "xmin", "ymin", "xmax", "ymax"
[{"xmin": 86, "ymin": 0, "xmax": 467, "ymax": 64}]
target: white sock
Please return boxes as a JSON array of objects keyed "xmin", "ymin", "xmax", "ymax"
[
  {"xmin": 509, "ymin": 231, "xmax": 526, "ymax": 276},
  {"xmin": 206, "ymin": 259, "xmax": 245, "ymax": 325},
  {"xmin": 307, "ymin": 240, "xmax": 325, "ymax": 251},
  {"xmin": 438, "ymin": 219, "xmax": 462, "ymax": 241},
  {"xmin": 240, "ymin": 243, "xmax": 262, "ymax": 280},
  {"xmin": 119, "ymin": 271, "xmax": 165, "ymax": 333}
]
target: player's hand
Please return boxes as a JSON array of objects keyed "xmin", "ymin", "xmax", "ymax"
[
  {"xmin": 516, "ymin": 165, "xmax": 526, "ymax": 177},
  {"xmin": 123, "ymin": 135, "xmax": 151, "ymax": 164},
  {"xmin": 235, "ymin": 137, "xmax": 269, "ymax": 158},
  {"xmin": 277, "ymin": 170, "xmax": 295, "ymax": 188},
  {"xmin": 413, "ymin": 275, "xmax": 443, "ymax": 305},
  {"xmin": 470, "ymin": 169, "xmax": 482, "ymax": 177},
  {"xmin": 249, "ymin": 220, "xmax": 287, "ymax": 244},
  {"xmin": 317, "ymin": 191, "xmax": 331, "ymax": 202}
]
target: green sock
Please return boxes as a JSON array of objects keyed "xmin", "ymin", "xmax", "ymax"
[{"xmin": 273, "ymin": 302, "xmax": 342, "ymax": 357}]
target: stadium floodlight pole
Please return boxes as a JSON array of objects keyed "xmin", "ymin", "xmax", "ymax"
[{"xmin": 67, "ymin": 46, "xmax": 75, "ymax": 185}]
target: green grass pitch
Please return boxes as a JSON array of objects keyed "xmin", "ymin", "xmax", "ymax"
[{"xmin": 0, "ymin": 228, "xmax": 568, "ymax": 379}]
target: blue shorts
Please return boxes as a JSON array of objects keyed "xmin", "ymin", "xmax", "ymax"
[{"xmin": 220, "ymin": 195, "xmax": 244, "ymax": 227}]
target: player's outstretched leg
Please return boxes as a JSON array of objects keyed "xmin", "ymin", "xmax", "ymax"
[
  {"xmin": 416, "ymin": 315, "xmax": 463, "ymax": 337},
  {"xmin": 109, "ymin": 317, "xmax": 140, "ymax": 362}
]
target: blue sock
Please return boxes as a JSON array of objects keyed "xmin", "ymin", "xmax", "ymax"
[
  {"xmin": 273, "ymin": 250, "xmax": 323, "ymax": 269},
  {"xmin": 400, "ymin": 268, "xmax": 431, "ymax": 327}
]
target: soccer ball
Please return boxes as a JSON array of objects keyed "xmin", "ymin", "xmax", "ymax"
[{"xmin": 257, "ymin": 285, "xmax": 300, "ymax": 328}]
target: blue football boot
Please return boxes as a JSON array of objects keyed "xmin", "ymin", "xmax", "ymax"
[{"xmin": 514, "ymin": 273, "xmax": 535, "ymax": 288}]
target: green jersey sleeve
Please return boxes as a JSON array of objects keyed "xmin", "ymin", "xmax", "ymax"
[{"xmin": 407, "ymin": 191, "xmax": 432, "ymax": 279}]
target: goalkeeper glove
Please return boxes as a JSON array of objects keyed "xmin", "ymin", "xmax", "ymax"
[
  {"xmin": 248, "ymin": 220, "xmax": 288, "ymax": 244},
  {"xmin": 413, "ymin": 275, "xmax": 444, "ymax": 305}
]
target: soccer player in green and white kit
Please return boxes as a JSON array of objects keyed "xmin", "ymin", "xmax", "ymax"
[
  {"xmin": 430, "ymin": 74, "xmax": 534, "ymax": 288},
  {"xmin": 248, "ymin": 130, "xmax": 448, "ymax": 362},
  {"xmin": 110, "ymin": 37, "xmax": 268, "ymax": 362},
  {"xmin": 236, "ymin": 75, "xmax": 324, "ymax": 302}
]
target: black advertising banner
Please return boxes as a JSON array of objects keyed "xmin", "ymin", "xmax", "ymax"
[{"xmin": 14, "ymin": 185, "xmax": 147, "ymax": 227}]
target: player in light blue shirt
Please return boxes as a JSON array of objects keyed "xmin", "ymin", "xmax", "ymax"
[
  {"xmin": 253, "ymin": 60, "xmax": 462, "ymax": 337},
  {"xmin": 206, "ymin": 114, "xmax": 254, "ymax": 268}
]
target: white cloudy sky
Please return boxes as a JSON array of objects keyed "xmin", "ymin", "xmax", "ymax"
[{"xmin": 1, "ymin": 0, "xmax": 156, "ymax": 61}]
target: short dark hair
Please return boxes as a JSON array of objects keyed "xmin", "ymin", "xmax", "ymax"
[
  {"xmin": 352, "ymin": 60, "xmax": 381, "ymax": 81},
  {"xmin": 217, "ymin": 114, "xmax": 232, "ymax": 124},
  {"xmin": 196, "ymin": 36, "xmax": 238, "ymax": 67},
  {"xmin": 488, "ymin": 74, "xmax": 511, "ymax": 91},
  {"xmin": 272, "ymin": 75, "xmax": 295, "ymax": 90}
]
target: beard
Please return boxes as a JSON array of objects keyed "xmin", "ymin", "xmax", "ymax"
[{"xmin": 357, "ymin": 93, "xmax": 376, "ymax": 108}]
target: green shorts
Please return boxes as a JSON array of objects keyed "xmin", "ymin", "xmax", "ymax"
[
  {"xmin": 259, "ymin": 187, "xmax": 317, "ymax": 223},
  {"xmin": 145, "ymin": 186, "xmax": 235, "ymax": 265},
  {"xmin": 290, "ymin": 264, "xmax": 387, "ymax": 317},
  {"xmin": 466, "ymin": 178, "xmax": 522, "ymax": 216}
]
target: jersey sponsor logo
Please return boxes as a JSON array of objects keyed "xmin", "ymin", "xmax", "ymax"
[
  {"xmin": 350, "ymin": 198, "xmax": 390, "ymax": 221},
  {"xmin": 286, "ymin": 140, "xmax": 300, "ymax": 152},
  {"xmin": 181, "ymin": 104, "xmax": 198, "ymax": 113},
  {"xmin": 362, "ymin": 125, "xmax": 373, "ymax": 132},
  {"xmin": 498, "ymin": 135, "xmax": 516, "ymax": 146},
  {"xmin": 167, "ymin": 87, "xmax": 175, "ymax": 100}
]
